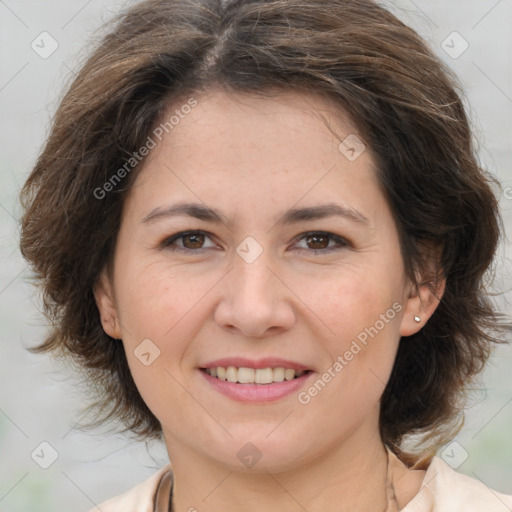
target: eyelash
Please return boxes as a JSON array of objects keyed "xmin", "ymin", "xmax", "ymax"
[{"xmin": 160, "ymin": 230, "xmax": 350, "ymax": 254}]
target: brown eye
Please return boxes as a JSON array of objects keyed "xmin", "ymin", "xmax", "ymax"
[
  {"xmin": 181, "ymin": 233, "xmax": 205, "ymax": 249},
  {"xmin": 161, "ymin": 230, "xmax": 216, "ymax": 252},
  {"xmin": 305, "ymin": 233, "xmax": 330, "ymax": 250},
  {"xmin": 294, "ymin": 231, "xmax": 349, "ymax": 253}
]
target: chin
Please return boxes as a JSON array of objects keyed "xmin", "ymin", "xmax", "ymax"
[{"xmin": 204, "ymin": 430, "xmax": 316, "ymax": 474}]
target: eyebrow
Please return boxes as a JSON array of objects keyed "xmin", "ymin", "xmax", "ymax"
[{"xmin": 141, "ymin": 201, "xmax": 369, "ymax": 227}]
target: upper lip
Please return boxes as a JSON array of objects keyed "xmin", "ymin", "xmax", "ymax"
[{"xmin": 201, "ymin": 357, "xmax": 311, "ymax": 371}]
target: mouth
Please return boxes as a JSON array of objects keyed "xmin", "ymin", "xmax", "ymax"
[
  {"xmin": 200, "ymin": 366, "xmax": 312, "ymax": 384},
  {"xmin": 199, "ymin": 363, "xmax": 314, "ymax": 402}
]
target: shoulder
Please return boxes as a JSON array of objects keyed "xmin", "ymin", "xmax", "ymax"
[
  {"xmin": 87, "ymin": 464, "xmax": 173, "ymax": 512},
  {"xmin": 404, "ymin": 456, "xmax": 512, "ymax": 511}
]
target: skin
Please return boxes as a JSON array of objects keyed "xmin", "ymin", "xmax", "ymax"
[{"xmin": 95, "ymin": 88, "xmax": 444, "ymax": 512}]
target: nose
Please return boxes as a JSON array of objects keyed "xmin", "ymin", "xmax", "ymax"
[{"xmin": 214, "ymin": 250, "xmax": 296, "ymax": 338}]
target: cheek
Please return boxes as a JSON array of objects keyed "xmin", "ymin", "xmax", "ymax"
[
  {"xmin": 116, "ymin": 265, "xmax": 199, "ymax": 418},
  {"xmin": 115, "ymin": 260, "xmax": 202, "ymax": 340},
  {"xmin": 115, "ymin": 261, "xmax": 216, "ymax": 403},
  {"xmin": 302, "ymin": 265, "xmax": 403, "ymax": 384},
  {"xmin": 305, "ymin": 267, "xmax": 398, "ymax": 336}
]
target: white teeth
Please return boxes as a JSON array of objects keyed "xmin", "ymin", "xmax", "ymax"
[
  {"xmin": 204, "ymin": 366, "xmax": 308, "ymax": 384},
  {"xmin": 237, "ymin": 367, "xmax": 255, "ymax": 383},
  {"xmin": 273, "ymin": 367, "xmax": 285, "ymax": 382},
  {"xmin": 284, "ymin": 368, "xmax": 296, "ymax": 381},
  {"xmin": 255, "ymin": 368, "xmax": 273, "ymax": 384},
  {"xmin": 226, "ymin": 366, "xmax": 238, "ymax": 383}
]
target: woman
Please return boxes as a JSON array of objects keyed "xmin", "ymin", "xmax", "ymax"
[{"xmin": 19, "ymin": 0, "xmax": 512, "ymax": 510}]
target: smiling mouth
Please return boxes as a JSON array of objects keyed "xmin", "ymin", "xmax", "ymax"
[{"xmin": 201, "ymin": 367, "xmax": 311, "ymax": 384}]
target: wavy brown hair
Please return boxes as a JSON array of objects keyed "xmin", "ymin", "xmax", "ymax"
[{"xmin": 19, "ymin": 0, "xmax": 510, "ymax": 466}]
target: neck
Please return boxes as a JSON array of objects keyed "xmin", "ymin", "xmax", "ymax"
[{"xmin": 165, "ymin": 427, "xmax": 399, "ymax": 512}]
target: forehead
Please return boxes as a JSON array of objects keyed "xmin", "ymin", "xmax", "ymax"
[
  {"xmin": 124, "ymin": 88, "xmax": 383, "ymax": 226},
  {"xmin": 158, "ymin": 87, "xmax": 358, "ymax": 154}
]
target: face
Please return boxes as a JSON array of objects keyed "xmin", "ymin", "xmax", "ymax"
[{"xmin": 95, "ymin": 88, "xmax": 434, "ymax": 473}]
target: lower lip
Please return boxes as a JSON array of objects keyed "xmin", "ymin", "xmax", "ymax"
[{"xmin": 199, "ymin": 369, "xmax": 313, "ymax": 403}]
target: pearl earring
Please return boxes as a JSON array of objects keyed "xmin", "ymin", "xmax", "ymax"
[{"xmin": 414, "ymin": 315, "xmax": 421, "ymax": 323}]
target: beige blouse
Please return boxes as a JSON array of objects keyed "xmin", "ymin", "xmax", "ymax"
[{"xmin": 88, "ymin": 449, "xmax": 512, "ymax": 512}]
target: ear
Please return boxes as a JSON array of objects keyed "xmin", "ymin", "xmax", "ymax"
[
  {"xmin": 93, "ymin": 268, "xmax": 122, "ymax": 340},
  {"xmin": 399, "ymin": 246, "xmax": 446, "ymax": 337}
]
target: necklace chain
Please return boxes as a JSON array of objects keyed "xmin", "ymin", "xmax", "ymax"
[{"xmin": 383, "ymin": 447, "xmax": 400, "ymax": 512}]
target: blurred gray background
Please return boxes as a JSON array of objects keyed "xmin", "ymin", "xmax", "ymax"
[{"xmin": 0, "ymin": 1, "xmax": 511, "ymax": 510}]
